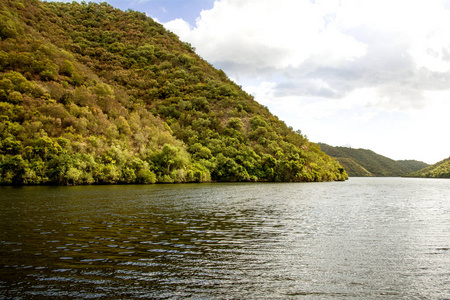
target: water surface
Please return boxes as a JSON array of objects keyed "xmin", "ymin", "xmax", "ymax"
[{"xmin": 1, "ymin": 178, "xmax": 449, "ymax": 299}]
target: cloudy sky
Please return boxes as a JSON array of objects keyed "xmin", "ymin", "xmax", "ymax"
[{"xmin": 59, "ymin": 0, "xmax": 450, "ymax": 164}]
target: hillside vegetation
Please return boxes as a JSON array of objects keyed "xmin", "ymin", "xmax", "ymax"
[
  {"xmin": 406, "ymin": 157, "xmax": 450, "ymax": 178},
  {"xmin": 318, "ymin": 143, "xmax": 428, "ymax": 177},
  {"xmin": 0, "ymin": 0, "xmax": 347, "ymax": 185}
]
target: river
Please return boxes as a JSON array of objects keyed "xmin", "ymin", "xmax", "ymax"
[{"xmin": 1, "ymin": 178, "xmax": 449, "ymax": 299}]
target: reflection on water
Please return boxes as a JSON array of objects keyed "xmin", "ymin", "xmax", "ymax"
[{"xmin": 1, "ymin": 178, "xmax": 450, "ymax": 299}]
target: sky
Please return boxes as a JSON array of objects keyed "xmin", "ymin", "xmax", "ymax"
[{"xmin": 57, "ymin": 0, "xmax": 450, "ymax": 164}]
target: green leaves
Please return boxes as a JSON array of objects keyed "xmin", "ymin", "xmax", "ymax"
[
  {"xmin": 0, "ymin": 12, "xmax": 22, "ymax": 39},
  {"xmin": 0, "ymin": 0, "xmax": 348, "ymax": 185}
]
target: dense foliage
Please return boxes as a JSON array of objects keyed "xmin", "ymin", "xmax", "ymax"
[
  {"xmin": 406, "ymin": 157, "xmax": 450, "ymax": 178},
  {"xmin": 0, "ymin": 0, "xmax": 347, "ymax": 185},
  {"xmin": 319, "ymin": 143, "xmax": 428, "ymax": 177}
]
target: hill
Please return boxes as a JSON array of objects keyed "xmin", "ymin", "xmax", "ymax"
[
  {"xmin": 406, "ymin": 157, "xmax": 450, "ymax": 178},
  {"xmin": 0, "ymin": 0, "xmax": 347, "ymax": 185},
  {"xmin": 318, "ymin": 143, "xmax": 428, "ymax": 177}
]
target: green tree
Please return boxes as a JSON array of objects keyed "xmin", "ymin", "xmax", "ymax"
[{"xmin": 153, "ymin": 144, "xmax": 189, "ymax": 176}]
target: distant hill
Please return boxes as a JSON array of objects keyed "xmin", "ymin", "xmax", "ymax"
[
  {"xmin": 0, "ymin": 0, "xmax": 347, "ymax": 185},
  {"xmin": 318, "ymin": 143, "xmax": 428, "ymax": 177},
  {"xmin": 406, "ymin": 157, "xmax": 450, "ymax": 178}
]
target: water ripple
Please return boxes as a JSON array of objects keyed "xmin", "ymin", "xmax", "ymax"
[{"xmin": 1, "ymin": 179, "xmax": 450, "ymax": 299}]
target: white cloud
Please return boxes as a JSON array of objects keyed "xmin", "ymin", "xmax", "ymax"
[
  {"xmin": 409, "ymin": 30, "xmax": 450, "ymax": 73},
  {"xmin": 166, "ymin": 0, "xmax": 367, "ymax": 70},
  {"xmin": 164, "ymin": 0, "xmax": 450, "ymax": 163},
  {"xmin": 165, "ymin": 18, "xmax": 192, "ymax": 35}
]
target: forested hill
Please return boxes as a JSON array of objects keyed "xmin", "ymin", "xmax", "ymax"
[
  {"xmin": 318, "ymin": 143, "xmax": 428, "ymax": 177},
  {"xmin": 405, "ymin": 157, "xmax": 450, "ymax": 178},
  {"xmin": 0, "ymin": 0, "xmax": 347, "ymax": 185}
]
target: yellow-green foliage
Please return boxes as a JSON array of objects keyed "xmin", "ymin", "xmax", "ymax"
[
  {"xmin": 406, "ymin": 157, "xmax": 450, "ymax": 178},
  {"xmin": 0, "ymin": 0, "xmax": 347, "ymax": 185}
]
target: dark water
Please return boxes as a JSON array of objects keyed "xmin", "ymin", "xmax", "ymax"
[{"xmin": 1, "ymin": 178, "xmax": 449, "ymax": 299}]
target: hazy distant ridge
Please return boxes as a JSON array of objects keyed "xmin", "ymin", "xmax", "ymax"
[{"xmin": 318, "ymin": 143, "xmax": 428, "ymax": 177}]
